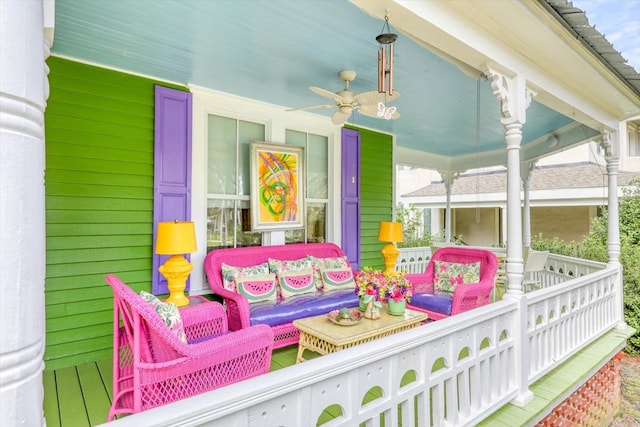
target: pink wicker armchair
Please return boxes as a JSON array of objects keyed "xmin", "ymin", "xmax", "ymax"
[
  {"xmin": 405, "ymin": 247, "xmax": 498, "ymax": 320},
  {"xmin": 105, "ymin": 274, "xmax": 274, "ymax": 421}
]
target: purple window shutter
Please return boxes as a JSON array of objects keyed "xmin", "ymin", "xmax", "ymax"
[
  {"xmin": 152, "ymin": 86, "xmax": 193, "ymax": 294},
  {"xmin": 341, "ymin": 128, "xmax": 360, "ymax": 269}
]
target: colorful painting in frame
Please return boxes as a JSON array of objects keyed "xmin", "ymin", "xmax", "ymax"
[{"xmin": 250, "ymin": 141, "xmax": 305, "ymax": 231}]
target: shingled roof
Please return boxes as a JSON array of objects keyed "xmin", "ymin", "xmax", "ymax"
[
  {"xmin": 402, "ymin": 163, "xmax": 639, "ymax": 197},
  {"xmin": 541, "ymin": 0, "xmax": 640, "ymax": 97}
]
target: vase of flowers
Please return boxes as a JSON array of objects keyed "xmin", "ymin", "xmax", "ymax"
[
  {"xmin": 381, "ymin": 272, "xmax": 412, "ymax": 316},
  {"xmin": 354, "ymin": 267, "xmax": 385, "ymax": 319}
]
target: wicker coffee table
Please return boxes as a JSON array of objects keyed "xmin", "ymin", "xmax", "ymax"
[{"xmin": 293, "ymin": 308, "xmax": 427, "ymax": 363}]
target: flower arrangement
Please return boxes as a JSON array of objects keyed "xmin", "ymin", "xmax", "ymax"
[
  {"xmin": 354, "ymin": 267, "xmax": 412, "ymax": 303},
  {"xmin": 381, "ymin": 271, "xmax": 412, "ymax": 303},
  {"xmin": 354, "ymin": 266, "xmax": 386, "ymax": 302}
]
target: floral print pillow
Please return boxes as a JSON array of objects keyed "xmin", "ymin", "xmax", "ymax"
[
  {"xmin": 139, "ymin": 291, "xmax": 187, "ymax": 343},
  {"xmin": 306, "ymin": 255, "xmax": 350, "ymax": 289},
  {"xmin": 433, "ymin": 261, "xmax": 481, "ymax": 294},
  {"xmin": 221, "ymin": 262, "xmax": 270, "ymax": 292},
  {"xmin": 268, "ymin": 257, "xmax": 312, "ymax": 274}
]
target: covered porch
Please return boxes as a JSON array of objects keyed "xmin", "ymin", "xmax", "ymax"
[
  {"xmin": 44, "ymin": 250, "xmax": 632, "ymax": 426},
  {"xmin": 2, "ymin": 1, "xmax": 638, "ymax": 426}
]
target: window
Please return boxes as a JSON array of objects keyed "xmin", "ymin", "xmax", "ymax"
[
  {"xmin": 284, "ymin": 129, "xmax": 329, "ymax": 244},
  {"xmin": 206, "ymin": 114, "xmax": 264, "ymax": 249}
]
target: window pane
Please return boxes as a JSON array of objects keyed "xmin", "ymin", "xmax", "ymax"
[
  {"xmin": 285, "ymin": 228, "xmax": 306, "ymax": 244},
  {"xmin": 207, "ymin": 199, "xmax": 262, "ymax": 250},
  {"xmin": 207, "ymin": 199, "xmax": 235, "ymax": 250},
  {"xmin": 238, "ymin": 121, "xmax": 265, "ymax": 196},
  {"xmin": 307, "ymin": 134, "xmax": 328, "ymax": 198},
  {"xmin": 286, "ymin": 129, "xmax": 306, "ymax": 148},
  {"xmin": 238, "ymin": 200, "xmax": 262, "ymax": 247},
  {"xmin": 307, "ymin": 203, "xmax": 326, "ymax": 243},
  {"xmin": 208, "ymin": 115, "xmax": 237, "ymax": 194}
]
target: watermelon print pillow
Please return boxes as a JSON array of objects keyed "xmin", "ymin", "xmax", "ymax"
[
  {"xmin": 139, "ymin": 291, "xmax": 188, "ymax": 343},
  {"xmin": 433, "ymin": 261, "xmax": 481, "ymax": 294},
  {"xmin": 307, "ymin": 255, "xmax": 350, "ymax": 289},
  {"xmin": 221, "ymin": 262, "xmax": 270, "ymax": 292},
  {"xmin": 320, "ymin": 267, "xmax": 355, "ymax": 291},
  {"xmin": 277, "ymin": 269, "xmax": 315, "ymax": 298},
  {"xmin": 268, "ymin": 257, "xmax": 312, "ymax": 274},
  {"xmin": 236, "ymin": 274, "xmax": 278, "ymax": 303}
]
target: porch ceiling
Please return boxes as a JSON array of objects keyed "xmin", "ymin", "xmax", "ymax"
[{"xmin": 51, "ymin": 0, "xmax": 630, "ymax": 170}]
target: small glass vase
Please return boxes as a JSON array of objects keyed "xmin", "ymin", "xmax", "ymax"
[{"xmin": 387, "ymin": 299, "xmax": 406, "ymax": 316}]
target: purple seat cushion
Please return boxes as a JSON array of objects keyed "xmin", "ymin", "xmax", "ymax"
[
  {"xmin": 410, "ymin": 292, "xmax": 453, "ymax": 316},
  {"xmin": 249, "ymin": 289, "xmax": 359, "ymax": 326}
]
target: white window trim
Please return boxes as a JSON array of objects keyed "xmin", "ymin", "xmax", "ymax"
[{"xmin": 188, "ymin": 85, "xmax": 343, "ymax": 294}]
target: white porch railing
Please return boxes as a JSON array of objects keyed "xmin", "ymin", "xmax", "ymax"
[{"xmin": 100, "ymin": 252, "xmax": 622, "ymax": 427}]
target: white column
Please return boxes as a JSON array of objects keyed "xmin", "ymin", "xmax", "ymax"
[
  {"xmin": 521, "ymin": 161, "xmax": 535, "ymax": 248},
  {"xmin": 0, "ymin": 1, "xmax": 52, "ymax": 425},
  {"xmin": 440, "ymin": 171, "xmax": 458, "ymax": 243},
  {"xmin": 601, "ymin": 132, "xmax": 626, "ymax": 328},
  {"xmin": 485, "ymin": 68, "xmax": 534, "ymax": 407}
]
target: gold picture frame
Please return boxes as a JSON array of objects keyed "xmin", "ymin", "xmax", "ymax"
[{"xmin": 250, "ymin": 141, "xmax": 305, "ymax": 231}]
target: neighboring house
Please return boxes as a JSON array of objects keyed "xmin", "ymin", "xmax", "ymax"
[
  {"xmin": 2, "ymin": 0, "xmax": 639, "ymax": 425},
  {"xmin": 399, "ymin": 137, "xmax": 640, "ymax": 245}
]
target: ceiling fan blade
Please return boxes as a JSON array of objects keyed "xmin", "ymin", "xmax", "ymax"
[
  {"xmin": 357, "ymin": 104, "xmax": 379, "ymax": 117},
  {"xmin": 287, "ymin": 104, "xmax": 334, "ymax": 112},
  {"xmin": 331, "ymin": 109, "xmax": 352, "ymax": 125},
  {"xmin": 355, "ymin": 90, "xmax": 401, "ymax": 106},
  {"xmin": 310, "ymin": 86, "xmax": 341, "ymax": 102}
]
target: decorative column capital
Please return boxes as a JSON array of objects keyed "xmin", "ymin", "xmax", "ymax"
[
  {"xmin": 439, "ymin": 170, "xmax": 462, "ymax": 191},
  {"xmin": 483, "ymin": 67, "xmax": 535, "ymax": 125}
]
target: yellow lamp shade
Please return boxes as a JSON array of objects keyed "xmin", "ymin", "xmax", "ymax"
[
  {"xmin": 377, "ymin": 221, "xmax": 403, "ymax": 243},
  {"xmin": 155, "ymin": 221, "xmax": 197, "ymax": 255}
]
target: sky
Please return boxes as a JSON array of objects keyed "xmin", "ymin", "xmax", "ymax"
[{"xmin": 571, "ymin": 0, "xmax": 640, "ymax": 72}]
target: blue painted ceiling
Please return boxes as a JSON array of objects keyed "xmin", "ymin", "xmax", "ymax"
[{"xmin": 52, "ymin": 0, "xmax": 576, "ymax": 162}]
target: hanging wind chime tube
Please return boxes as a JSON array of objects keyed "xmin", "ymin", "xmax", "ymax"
[{"xmin": 376, "ymin": 14, "xmax": 397, "ymax": 96}]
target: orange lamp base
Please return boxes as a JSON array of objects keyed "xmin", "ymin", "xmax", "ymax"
[{"xmin": 158, "ymin": 254, "xmax": 193, "ymax": 307}]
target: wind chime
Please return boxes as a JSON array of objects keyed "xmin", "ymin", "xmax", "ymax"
[{"xmin": 376, "ymin": 13, "xmax": 398, "ymax": 120}]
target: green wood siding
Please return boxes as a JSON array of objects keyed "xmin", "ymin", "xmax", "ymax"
[
  {"xmin": 345, "ymin": 125, "xmax": 394, "ymax": 270},
  {"xmin": 44, "ymin": 57, "xmax": 187, "ymax": 370}
]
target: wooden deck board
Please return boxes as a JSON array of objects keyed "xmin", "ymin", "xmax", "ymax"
[
  {"xmin": 77, "ymin": 362, "xmax": 111, "ymax": 425},
  {"xmin": 55, "ymin": 366, "xmax": 92, "ymax": 426},
  {"xmin": 43, "ymin": 370, "xmax": 61, "ymax": 427}
]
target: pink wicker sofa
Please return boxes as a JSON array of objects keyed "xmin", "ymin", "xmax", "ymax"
[
  {"xmin": 204, "ymin": 243, "xmax": 359, "ymax": 349},
  {"xmin": 405, "ymin": 246, "xmax": 498, "ymax": 320},
  {"xmin": 105, "ymin": 274, "xmax": 274, "ymax": 420}
]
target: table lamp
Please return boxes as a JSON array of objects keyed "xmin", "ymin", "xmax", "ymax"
[
  {"xmin": 155, "ymin": 220, "xmax": 197, "ymax": 307},
  {"xmin": 378, "ymin": 221, "xmax": 403, "ymax": 276}
]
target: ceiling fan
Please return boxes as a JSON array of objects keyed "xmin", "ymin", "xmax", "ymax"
[{"xmin": 288, "ymin": 70, "xmax": 400, "ymax": 125}]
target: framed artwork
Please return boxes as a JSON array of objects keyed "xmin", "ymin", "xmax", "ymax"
[{"xmin": 250, "ymin": 141, "xmax": 305, "ymax": 231}]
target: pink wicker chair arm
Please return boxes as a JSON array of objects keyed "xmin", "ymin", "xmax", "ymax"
[
  {"xmin": 179, "ymin": 300, "xmax": 228, "ymax": 340},
  {"xmin": 216, "ymin": 289, "xmax": 252, "ymax": 331},
  {"xmin": 405, "ymin": 273, "xmax": 434, "ymax": 294},
  {"xmin": 181, "ymin": 324, "xmax": 274, "ymax": 358}
]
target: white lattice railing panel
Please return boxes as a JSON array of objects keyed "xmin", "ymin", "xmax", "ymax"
[{"xmin": 526, "ymin": 269, "xmax": 618, "ymax": 383}]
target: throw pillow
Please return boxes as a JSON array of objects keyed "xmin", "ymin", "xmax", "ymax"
[
  {"xmin": 433, "ymin": 261, "xmax": 481, "ymax": 294},
  {"xmin": 277, "ymin": 268, "xmax": 315, "ymax": 298},
  {"xmin": 307, "ymin": 255, "xmax": 350, "ymax": 289},
  {"xmin": 236, "ymin": 273, "xmax": 278, "ymax": 303},
  {"xmin": 139, "ymin": 291, "xmax": 188, "ymax": 344},
  {"xmin": 320, "ymin": 267, "xmax": 356, "ymax": 291},
  {"xmin": 268, "ymin": 257, "xmax": 312, "ymax": 274},
  {"xmin": 221, "ymin": 262, "xmax": 270, "ymax": 292}
]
